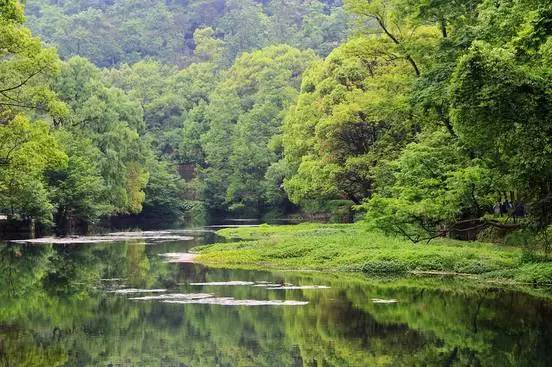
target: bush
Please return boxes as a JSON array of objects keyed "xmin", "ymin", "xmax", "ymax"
[
  {"xmin": 535, "ymin": 225, "xmax": 552, "ymax": 256},
  {"xmin": 476, "ymin": 226, "xmax": 506, "ymax": 243},
  {"xmin": 504, "ymin": 230, "xmax": 534, "ymax": 247}
]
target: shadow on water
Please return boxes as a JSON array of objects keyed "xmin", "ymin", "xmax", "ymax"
[{"xmin": 0, "ymin": 230, "xmax": 552, "ymax": 366}]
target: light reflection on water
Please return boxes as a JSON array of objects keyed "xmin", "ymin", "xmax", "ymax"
[{"xmin": 0, "ymin": 230, "xmax": 552, "ymax": 366}]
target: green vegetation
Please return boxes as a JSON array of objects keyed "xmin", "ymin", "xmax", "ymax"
[
  {"xmin": 1, "ymin": 0, "xmax": 551, "ymax": 248},
  {"xmin": 283, "ymin": 0, "xmax": 552, "ymax": 243},
  {"xmin": 0, "ymin": 0, "xmax": 350, "ymax": 231},
  {"xmin": 0, "ymin": 0, "xmax": 175, "ymax": 232},
  {"xmin": 25, "ymin": 0, "xmax": 347, "ymax": 67},
  {"xmin": 195, "ymin": 224, "xmax": 552, "ymax": 285},
  {"xmin": 2, "ymin": 0, "xmax": 552, "ymax": 364}
]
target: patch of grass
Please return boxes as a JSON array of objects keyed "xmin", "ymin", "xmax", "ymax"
[
  {"xmin": 193, "ymin": 223, "xmax": 552, "ymax": 284},
  {"xmin": 513, "ymin": 263, "xmax": 552, "ymax": 284}
]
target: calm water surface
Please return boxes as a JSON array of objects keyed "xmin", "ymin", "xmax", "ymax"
[{"xmin": 1, "ymin": 229, "xmax": 552, "ymax": 366}]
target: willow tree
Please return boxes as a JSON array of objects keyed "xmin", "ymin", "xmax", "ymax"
[
  {"xmin": 0, "ymin": 0, "xmax": 68, "ymax": 222},
  {"xmin": 54, "ymin": 57, "xmax": 150, "ymax": 217}
]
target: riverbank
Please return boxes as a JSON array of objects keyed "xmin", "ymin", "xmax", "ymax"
[{"xmin": 193, "ymin": 223, "xmax": 552, "ymax": 285}]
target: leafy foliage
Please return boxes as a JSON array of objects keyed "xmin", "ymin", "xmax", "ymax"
[
  {"xmin": 198, "ymin": 45, "xmax": 317, "ymax": 216},
  {"xmin": 25, "ymin": 0, "xmax": 348, "ymax": 67},
  {"xmin": 0, "ymin": 115, "xmax": 67, "ymax": 222},
  {"xmin": 1, "ymin": 0, "xmax": 551, "ymax": 241}
]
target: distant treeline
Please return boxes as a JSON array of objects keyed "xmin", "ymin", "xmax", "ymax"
[{"xmin": 26, "ymin": 0, "xmax": 347, "ymax": 67}]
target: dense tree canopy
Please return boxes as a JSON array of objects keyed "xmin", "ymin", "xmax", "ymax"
[
  {"xmin": 282, "ymin": 35, "xmax": 420, "ymax": 205},
  {"xmin": 282, "ymin": 0, "xmax": 552, "ymax": 240},
  {"xmin": 0, "ymin": 0, "xmax": 67, "ymax": 224},
  {"xmin": 372, "ymin": 0, "xmax": 550, "ymax": 241},
  {"xmin": 25, "ymin": 0, "xmax": 348, "ymax": 67},
  {"xmin": 0, "ymin": 0, "xmax": 550, "ymax": 240},
  {"xmin": 199, "ymin": 45, "xmax": 317, "ymax": 216}
]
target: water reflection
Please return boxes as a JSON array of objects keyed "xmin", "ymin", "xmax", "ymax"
[{"xmin": 0, "ymin": 233, "xmax": 552, "ymax": 366}]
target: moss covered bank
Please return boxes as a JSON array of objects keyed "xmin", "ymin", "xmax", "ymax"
[{"xmin": 193, "ymin": 223, "xmax": 552, "ymax": 285}]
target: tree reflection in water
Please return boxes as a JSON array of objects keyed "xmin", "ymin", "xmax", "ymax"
[{"xmin": 1, "ymin": 238, "xmax": 552, "ymax": 366}]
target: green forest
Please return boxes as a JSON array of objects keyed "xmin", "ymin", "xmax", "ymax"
[{"xmin": 1, "ymin": 0, "xmax": 551, "ymax": 246}]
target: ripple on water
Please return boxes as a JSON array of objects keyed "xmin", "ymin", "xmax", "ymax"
[
  {"xmin": 122, "ymin": 291, "xmax": 309, "ymax": 307},
  {"xmin": 129, "ymin": 293, "xmax": 214, "ymax": 301},
  {"xmin": 159, "ymin": 253, "xmax": 197, "ymax": 263},
  {"xmin": 253, "ymin": 283, "xmax": 283, "ymax": 287},
  {"xmin": 10, "ymin": 231, "xmax": 194, "ymax": 245},
  {"xmin": 163, "ymin": 297, "xmax": 309, "ymax": 306},
  {"xmin": 266, "ymin": 285, "xmax": 331, "ymax": 290},
  {"xmin": 108, "ymin": 289, "xmax": 167, "ymax": 294},
  {"xmin": 188, "ymin": 281, "xmax": 256, "ymax": 286},
  {"xmin": 372, "ymin": 298, "xmax": 398, "ymax": 304}
]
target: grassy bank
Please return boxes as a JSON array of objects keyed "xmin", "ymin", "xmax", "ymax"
[{"xmin": 194, "ymin": 223, "xmax": 552, "ymax": 285}]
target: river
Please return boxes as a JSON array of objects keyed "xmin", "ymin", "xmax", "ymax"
[{"xmin": 0, "ymin": 229, "xmax": 551, "ymax": 366}]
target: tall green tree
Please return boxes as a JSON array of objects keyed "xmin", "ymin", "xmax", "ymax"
[
  {"xmin": 0, "ymin": 0, "xmax": 68, "ymax": 223},
  {"xmin": 0, "ymin": 115, "xmax": 67, "ymax": 222},
  {"xmin": 356, "ymin": 0, "xmax": 552, "ymax": 239},
  {"xmin": 54, "ymin": 57, "xmax": 150, "ymax": 216},
  {"xmin": 200, "ymin": 45, "xmax": 317, "ymax": 216},
  {"xmin": 282, "ymin": 34, "xmax": 426, "ymax": 205}
]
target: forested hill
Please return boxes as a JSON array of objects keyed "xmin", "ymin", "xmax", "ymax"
[
  {"xmin": 1, "ymin": 0, "xmax": 551, "ymax": 245},
  {"xmin": 1, "ymin": 0, "xmax": 349, "ymax": 234},
  {"xmin": 25, "ymin": 0, "xmax": 347, "ymax": 67}
]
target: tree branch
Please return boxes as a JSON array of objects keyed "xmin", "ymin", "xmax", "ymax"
[
  {"xmin": 372, "ymin": 15, "xmax": 421, "ymax": 76},
  {"xmin": 0, "ymin": 65, "xmax": 47, "ymax": 94}
]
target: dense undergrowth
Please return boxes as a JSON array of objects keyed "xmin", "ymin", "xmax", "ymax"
[{"xmin": 194, "ymin": 224, "xmax": 552, "ymax": 285}]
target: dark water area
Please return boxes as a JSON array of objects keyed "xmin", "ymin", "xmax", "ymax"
[{"xmin": 1, "ymin": 230, "xmax": 552, "ymax": 366}]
